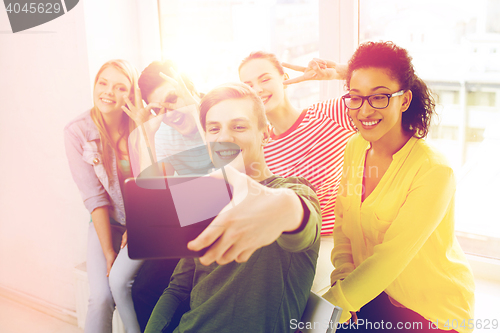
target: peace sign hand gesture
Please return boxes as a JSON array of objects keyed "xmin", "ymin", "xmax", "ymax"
[{"xmin": 282, "ymin": 58, "xmax": 347, "ymax": 85}]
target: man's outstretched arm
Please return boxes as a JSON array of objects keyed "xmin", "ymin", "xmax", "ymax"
[{"xmin": 188, "ymin": 167, "xmax": 321, "ymax": 266}]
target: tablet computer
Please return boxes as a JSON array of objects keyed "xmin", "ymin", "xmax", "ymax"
[{"xmin": 123, "ymin": 175, "xmax": 232, "ymax": 259}]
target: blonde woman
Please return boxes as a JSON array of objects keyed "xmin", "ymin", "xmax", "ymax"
[{"xmin": 64, "ymin": 59, "xmax": 151, "ymax": 333}]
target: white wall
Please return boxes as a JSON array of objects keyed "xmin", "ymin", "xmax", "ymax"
[
  {"xmin": 83, "ymin": 0, "xmax": 161, "ymax": 85},
  {"xmin": 0, "ymin": 0, "xmax": 160, "ymax": 313}
]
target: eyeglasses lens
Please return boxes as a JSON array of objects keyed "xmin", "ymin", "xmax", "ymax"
[
  {"xmin": 344, "ymin": 95, "xmax": 389, "ymax": 110},
  {"xmin": 368, "ymin": 95, "xmax": 389, "ymax": 108}
]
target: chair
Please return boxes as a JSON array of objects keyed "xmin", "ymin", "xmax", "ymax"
[{"xmin": 297, "ymin": 291, "xmax": 343, "ymax": 333}]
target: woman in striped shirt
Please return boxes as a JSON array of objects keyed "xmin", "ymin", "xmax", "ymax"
[{"xmin": 239, "ymin": 51, "xmax": 356, "ymax": 293}]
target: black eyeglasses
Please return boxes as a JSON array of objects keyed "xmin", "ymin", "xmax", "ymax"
[{"xmin": 342, "ymin": 90, "xmax": 405, "ymax": 110}]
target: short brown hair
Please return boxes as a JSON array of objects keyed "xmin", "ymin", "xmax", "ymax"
[
  {"xmin": 138, "ymin": 60, "xmax": 199, "ymax": 104},
  {"xmin": 199, "ymin": 82, "xmax": 268, "ymax": 131}
]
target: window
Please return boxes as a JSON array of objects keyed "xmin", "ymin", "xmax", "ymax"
[
  {"xmin": 360, "ymin": 0, "xmax": 500, "ymax": 259},
  {"xmin": 158, "ymin": 0, "xmax": 321, "ymax": 109},
  {"xmin": 467, "ymin": 91, "xmax": 496, "ymax": 107},
  {"xmin": 156, "ymin": 0, "xmax": 500, "ymax": 260}
]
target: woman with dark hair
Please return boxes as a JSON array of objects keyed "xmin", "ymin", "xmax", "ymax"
[
  {"xmin": 64, "ymin": 60, "xmax": 146, "ymax": 333},
  {"xmin": 316, "ymin": 41, "xmax": 475, "ymax": 332}
]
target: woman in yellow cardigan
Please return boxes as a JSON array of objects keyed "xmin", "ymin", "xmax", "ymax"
[{"xmin": 320, "ymin": 42, "xmax": 475, "ymax": 332}]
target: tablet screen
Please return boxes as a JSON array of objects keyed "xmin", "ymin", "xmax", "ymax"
[{"xmin": 124, "ymin": 176, "xmax": 232, "ymax": 259}]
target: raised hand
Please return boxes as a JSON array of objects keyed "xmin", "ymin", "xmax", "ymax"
[
  {"xmin": 122, "ymin": 89, "xmax": 166, "ymax": 133},
  {"xmin": 122, "ymin": 85, "xmax": 167, "ymax": 170},
  {"xmin": 282, "ymin": 58, "xmax": 347, "ymax": 85},
  {"xmin": 159, "ymin": 70, "xmax": 205, "ymax": 139},
  {"xmin": 159, "ymin": 68, "xmax": 200, "ymax": 108},
  {"xmin": 120, "ymin": 230, "xmax": 128, "ymax": 249},
  {"xmin": 105, "ymin": 250, "xmax": 117, "ymax": 277},
  {"xmin": 187, "ymin": 165, "xmax": 304, "ymax": 266}
]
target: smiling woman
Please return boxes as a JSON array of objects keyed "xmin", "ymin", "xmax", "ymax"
[
  {"xmin": 238, "ymin": 51, "xmax": 356, "ymax": 237},
  {"xmin": 344, "ymin": 67, "xmax": 413, "ymax": 157},
  {"xmin": 321, "ymin": 42, "xmax": 475, "ymax": 333},
  {"xmin": 64, "ymin": 59, "xmax": 144, "ymax": 333}
]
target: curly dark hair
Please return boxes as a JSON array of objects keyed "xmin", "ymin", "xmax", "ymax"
[{"xmin": 346, "ymin": 41, "xmax": 435, "ymax": 138}]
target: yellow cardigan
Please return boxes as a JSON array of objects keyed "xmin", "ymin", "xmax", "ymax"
[{"xmin": 322, "ymin": 134, "xmax": 475, "ymax": 333}]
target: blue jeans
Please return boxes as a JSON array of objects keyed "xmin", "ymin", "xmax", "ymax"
[{"xmin": 86, "ymin": 222, "xmax": 143, "ymax": 333}]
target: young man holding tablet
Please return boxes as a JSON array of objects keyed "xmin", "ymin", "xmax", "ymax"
[{"xmin": 144, "ymin": 83, "xmax": 322, "ymax": 333}]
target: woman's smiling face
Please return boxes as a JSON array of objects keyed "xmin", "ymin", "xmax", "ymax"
[
  {"xmin": 239, "ymin": 58, "xmax": 286, "ymax": 115},
  {"xmin": 93, "ymin": 66, "xmax": 132, "ymax": 115},
  {"xmin": 348, "ymin": 67, "xmax": 411, "ymax": 144}
]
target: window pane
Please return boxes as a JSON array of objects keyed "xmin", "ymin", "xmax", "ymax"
[
  {"xmin": 360, "ymin": 0, "xmax": 500, "ymax": 258},
  {"xmin": 158, "ymin": 0, "xmax": 320, "ymax": 109}
]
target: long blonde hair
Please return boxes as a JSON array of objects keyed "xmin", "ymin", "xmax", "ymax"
[{"xmin": 90, "ymin": 59, "xmax": 139, "ymax": 177}]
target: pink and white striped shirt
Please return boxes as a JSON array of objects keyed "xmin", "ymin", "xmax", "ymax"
[{"xmin": 264, "ymin": 98, "xmax": 356, "ymax": 234}]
